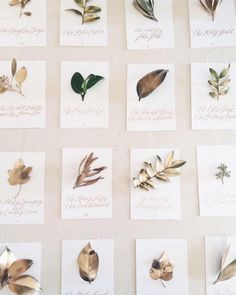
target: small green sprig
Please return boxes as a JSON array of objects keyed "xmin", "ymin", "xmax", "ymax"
[
  {"xmin": 215, "ymin": 163, "xmax": 231, "ymax": 185},
  {"xmin": 208, "ymin": 64, "xmax": 230, "ymax": 101}
]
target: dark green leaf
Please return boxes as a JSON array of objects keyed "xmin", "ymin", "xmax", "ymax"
[
  {"xmin": 85, "ymin": 74, "xmax": 104, "ymax": 90},
  {"xmin": 209, "ymin": 68, "xmax": 219, "ymax": 81},
  {"xmin": 71, "ymin": 72, "xmax": 84, "ymax": 94}
]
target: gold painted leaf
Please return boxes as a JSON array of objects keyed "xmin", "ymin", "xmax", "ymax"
[
  {"xmin": 169, "ymin": 160, "xmax": 186, "ymax": 169},
  {"xmin": 84, "ymin": 15, "xmax": 100, "ymax": 23},
  {"xmin": 85, "ymin": 6, "xmax": 101, "ymax": 13},
  {"xmin": 77, "ymin": 243, "xmax": 99, "ymax": 284},
  {"xmin": 164, "ymin": 168, "xmax": 181, "ymax": 177},
  {"xmin": 8, "ymin": 275, "xmax": 42, "ymax": 294},
  {"xmin": 15, "ymin": 67, "xmax": 27, "ymax": 85},
  {"xmin": 8, "ymin": 259, "xmax": 33, "ymax": 280}
]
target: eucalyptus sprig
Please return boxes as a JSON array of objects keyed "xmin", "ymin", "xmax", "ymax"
[
  {"xmin": 215, "ymin": 163, "xmax": 231, "ymax": 185},
  {"xmin": 66, "ymin": 0, "xmax": 102, "ymax": 25},
  {"xmin": 133, "ymin": 0, "xmax": 158, "ymax": 22},
  {"xmin": 208, "ymin": 64, "xmax": 230, "ymax": 101}
]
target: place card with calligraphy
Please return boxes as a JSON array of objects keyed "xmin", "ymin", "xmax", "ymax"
[
  {"xmin": 0, "ymin": 152, "xmax": 45, "ymax": 224},
  {"xmin": 60, "ymin": 62, "xmax": 109, "ymax": 128},
  {"xmin": 197, "ymin": 145, "xmax": 236, "ymax": 216},
  {"xmin": 127, "ymin": 64, "xmax": 176, "ymax": 131},
  {"xmin": 131, "ymin": 149, "xmax": 185, "ymax": 220},
  {"xmin": 60, "ymin": 0, "xmax": 107, "ymax": 46},
  {"xmin": 136, "ymin": 239, "xmax": 189, "ymax": 295},
  {"xmin": 0, "ymin": 59, "xmax": 46, "ymax": 128},
  {"xmin": 125, "ymin": 0, "xmax": 174, "ymax": 49},
  {"xmin": 62, "ymin": 148, "xmax": 112, "ymax": 219},
  {"xmin": 188, "ymin": 0, "xmax": 236, "ymax": 48},
  {"xmin": 61, "ymin": 240, "xmax": 113, "ymax": 295},
  {"xmin": 205, "ymin": 237, "xmax": 236, "ymax": 295},
  {"xmin": 0, "ymin": 1, "xmax": 46, "ymax": 47},
  {"xmin": 191, "ymin": 63, "xmax": 236, "ymax": 130}
]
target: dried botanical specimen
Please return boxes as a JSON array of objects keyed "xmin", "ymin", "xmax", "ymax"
[
  {"xmin": 71, "ymin": 72, "xmax": 104, "ymax": 101},
  {"xmin": 133, "ymin": 0, "xmax": 158, "ymax": 22},
  {"xmin": 0, "ymin": 247, "xmax": 42, "ymax": 294},
  {"xmin": 133, "ymin": 151, "xmax": 186, "ymax": 191},
  {"xmin": 77, "ymin": 243, "xmax": 99, "ymax": 284},
  {"xmin": 66, "ymin": 0, "xmax": 102, "ymax": 25},
  {"xmin": 0, "ymin": 58, "xmax": 27, "ymax": 97},
  {"xmin": 208, "ymin": 64, "xmax": 230, "ymax": 101},
  {"xmin": 214, "ymin": 239, "xmax": 236, "ymax": 284},
  {"xmin": 137, "ymin": 69, "xmax": 168, "ymax": 101},
  {"xmin": 8, "ymin": 159, "xmax": 33, "ymax": 199},
  {"xmin": 150, "ymin": 252, "xmax": 174, "ymax": 288},
  {"xmin": 199, "ymin": 0, "xmax": 223, "ymax": 21},
  {"xmin": 73, "ymin": 153, "xmax": 107, "ymax": 189},
  {"xmin": 215, "ymin": 163, "xmax": 231, "ymax": 185},
  {"xmin": 9, "ymin": 0, "xmax": 32, "ymax": 18}
]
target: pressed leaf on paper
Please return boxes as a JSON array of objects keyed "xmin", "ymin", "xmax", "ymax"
[
  {"xmin": 198, "ymin": 0, "xmax": 223, "ymax": 21},
  {"xmin": 133, "ymin": 0, "xmax": 158, "ymax": 22}
]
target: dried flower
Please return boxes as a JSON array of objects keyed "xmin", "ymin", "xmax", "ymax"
[
  {"xmin": 9, "ymin": 0, "xmax": 32, "ymax": 18},
  {"xmin": 133, "ymin": 0, "xmax": 158, "ymax": 22},
  {"xmin": 73, "ymin": 153, "xmax": 107, "ymax": 189},
  {"xmin": 199, "ymin": 0, "xmax": 223, "ymax": 21},
  {"xmin": 133, "ymin": 151, "xmax": 186, "ymax": 191},
  {"xmin": 208, "ymin": 64, "xmax": 230, "ymax": 101},
  {"xmin": 71, "ymin": 72, "xmax": 104, "ymax": 101},
  {"xmin": 0, "ymin": 247, "xmax": 42, "ymax": 294},
  {"xmin": 215, "ymin": 163, "xmax": 231, "ymax": 185},
  {"xmin": 8, "ymin": 159, "xmax": 33, "ymax": 199},
  {"xmin": 0, "ymin": 58, "xmax": 27, "ymax": 97},
  {"xmin": 66, "ymin": 0, "xmax": 102, "ymax": 25},
  {"xmin": 150, "ymin": 252, "xmax": 174, "ymax": 288}
]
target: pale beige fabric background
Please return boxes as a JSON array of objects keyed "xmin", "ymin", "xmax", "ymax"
[{"xmin": 1, "ymin": 0, "xmax": 236, "ymax": 294}]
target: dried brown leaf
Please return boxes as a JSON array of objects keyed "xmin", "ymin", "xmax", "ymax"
[
  {"xmin": 150, "ymin": 252, "xmax": 174, "ymax": 284},
  {"xmin": 11, "ymin": 58, "xmax": 17, "ymax": 78},
  {"xmin": 8, "ymin": 159, "xmax": 33, "ymax": 186},
  {"xmin": 9, "ymin": 275, "xmax": 42, "ymax": 294},
  {"xmin": 15, "ymin": 67, "xmax": 27, "ymax": 85},
  {"xmin": 8, "ymin": 259, "xmax": 33, "ymax": 280}
]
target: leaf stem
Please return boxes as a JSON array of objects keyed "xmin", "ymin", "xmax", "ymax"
[
  {"xmin": 13, "ymin": 184, "xmax": 22, "ymax": 199},
  {"xmin": 82, "ymin": 0, "xmax": 88, "ymax": 25}
]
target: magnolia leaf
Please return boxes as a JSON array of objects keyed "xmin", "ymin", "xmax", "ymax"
[
  {"xmin": 84, "ymin": 15, "xmax": 100, "ymax": 23},
  {"xmin": 9, "ymin": 275, "xmax": 42, "ymax": 294},
  {"xmin": 15, "ymin": 67, "xmax": 27, "ymax": 85},
  {"xmin": 8, "ymin": 259, "xmax": 33, "ymax": 280},
  {"xmin": 85, "ymin": 74, "xmax": 104, "ymax": 90},
  {"xmin": 85, "ymin": 6, "xmax": 101, "ymax": 13},
  {"xmin": 11, "ymin": 58, "xmax": 17, "ymax": 78},
  {"xmin": 71, "ymin": 72, "xmax": 84, "ymax": 94},
  {"xmin": 77, "ymin": 243, "xmax": 99, "ymax": 284},
  {"xmin": 65, "ymin": 8, "xmax": 82, "ymax": 16}
]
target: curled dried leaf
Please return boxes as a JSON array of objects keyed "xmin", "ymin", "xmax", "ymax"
[{"xmin": 8, "ymin": 159, "xmax": 32, "ymax": 186}]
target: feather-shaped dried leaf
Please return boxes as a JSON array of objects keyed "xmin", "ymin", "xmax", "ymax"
[
  {"xmin": 11, "ymin": 58, "xmax": 17, "ymax": 78},
  {"xmin": 77, "ymin": 243, "xmax": 99, "ymax": 284},
  {"xmin": 15, "ymin": 67, "xmax": 27, "ymax": 85},
  {"xmin": 137, "ymin": 69, "xmax": 169, "ymax": 101},
  {"xmin": 214, "ymin": 260, "xmax": 236, "ymax": 284},
  {"xmin": 8, "ymin": 259, "xmax": 33, "ymax": 279},
  {"xmin": 8, "ymin": 159, "xmax": 33, "ymax": 186},
  {"xmin": 9, "ymin": 275, "xmax": 42, "ymax": 294}
]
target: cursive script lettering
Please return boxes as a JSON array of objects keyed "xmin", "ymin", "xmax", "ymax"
[
  {"xmin": 0, "ymin": 104, "xmax": 42, "ymax": 118},
  {"xmin": 195, "ymin": 105, "xmax": 236, "ymax": 122},
  {"xmin": 0, "ymin": 26, "xmax": 45, "ymax": 36},
  {"xmin": 128, "ymin": 108, "xmax": 173, "ymax": 122},
  {"xmin": 134, "ymin": 27, "xmax": 163, "ymax": 43},
  {"xmin": 193, "ymin": 28, "xmax": 234, "ymax": 38}
]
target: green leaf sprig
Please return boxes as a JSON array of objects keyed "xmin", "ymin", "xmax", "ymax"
[
  {"xmin": 215, "ymin": 163, "xmax": 231, "ymax": 185},
  {"xmin": 66, "ymin": 0, "xmax": 102, "ymax": 25},
  {"xmin": 71, "ymin": 72, "xmax": 104, "ymax": 101},
  {"xmin": 208, "ymin": 64, "xmax": 230, "ymax": 101}
]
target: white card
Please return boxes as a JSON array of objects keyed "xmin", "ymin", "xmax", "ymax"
[
  {"xmin": 62, "ymin": 148, "xmax": 112, "ymax": 219},
  {"xmin": 0, "ymin": 153, "xmax": 45, "ymax": 224},
  {"xmin": 191, "ymin": 63, "xmax": 236, "ymax": 130},
  {"xmin": 0, "ymin": 242, "xmax": 41, "ymax": 295},
  {"xmin": 197, "ymin": 145, "xmax": 236, "ymax": 216},
  {"xmin": 136, "ymin": 239, "xmax": 189, "ymax": 295},
  {"xmin": 61, "ymin": 240, "xmax": 113, "ymax": 295},
  {"xmin": 0, "ymin": 1, "xmax": 46, "ymax": 47},
  {"xmin": 60, "ymin": 62, "xmax": 109, "ymax": 128},
  {"xmin": 0, "ymin": 60, "xmax": 46, "ymax": 128},
  {"xmin": 188, "ymin": 0, "xmax": 236, "ymax": 48},
  {"xmin": 205, "ymin": 237, "xmax": 236, "ymax": 295},
  {"xmin": 127, "ymin": 64, "xmax": 176, "ymax": 131},
  {"xmin": 131, "ymin": 149, "xmax": 183, "ymax": 220},
  {"xmin": 60, "ymin": 0, "xmax": 107, "ymax": 46},
  {"xmin": 125, "ymin": 0, "xmax": 174, "ymax": 49}
]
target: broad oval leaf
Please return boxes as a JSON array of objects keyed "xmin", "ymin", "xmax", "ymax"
[
  {"xmin": 71, "ymin": 72, "xmax": 84, "ymax": 94},
  {"xmin": 65, "ymin": 9, "xmax": 82, "ymax": 16},
  {"xmin": 85, "ymin": 6, "xmax": 102, "ymax": 13},
  {"xmin": 137, "ymin": 69, "xmax": 169, "ymax": 101},
  {"xmin": 8, "ymin": 259, "xmax": 33, "ymax": 279},
  {"xmin": 11, "ymin": 58, "xmax": 17, "ymax": 78},
  {"xmin": 84, "ymin": 15, "xmax": 101, "ymax": 23},
  {"xmin": 85, "ymin": 74, "xmax": 104, "ymax": 90},
  {"xmin": 15, "ymin": 67, "xmax": 27, "ymax": 84},
  {"xmin": 9, "ymin": 275, "xmax": 42, "ymax": 294}
]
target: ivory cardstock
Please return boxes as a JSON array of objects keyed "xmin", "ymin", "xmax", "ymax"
[
  {"xmin": 127, "ymin": 64, "xmax": 176, "ymax": 131},
  {"xmin": 0, "ymin": 1, "xmax": 46, "ymax": 47},
  {"xmin": 60, "ymin": 62, "xmax": 109, "ymax": 128},
  {"xmin": 60, "ymin": 0, "xmax": 107, "ymax": 46},
  {"xmin": 136, "ymin": 239, "xmax": 189, "ymax": 295},
  {"xmin": 191, "ymin": 63, "xmax": 236, "ymax": 130},
  {"xmin": 197, "ymin": 145, "xmax": 236, "ymax": 216},
  {"xmin": 0, "ymin": 153, "xmax": 45, "ymax": 224},
  {"xmin": 62, "ymin": 148, "xmax": 112, "ymax": 219},
  {"xmin": 125, "ymin": 0, "xmax": 174, "ymax": 49},
  {"xmin": 188, "ymin": 0, "xmax": 236, "ymax": 48},
  {"xmin": 0, "ymin": 60, "xmax": 46, "ymax": 128},
  {"xmin": 61, "ymin": 240, "xmax": 113, "ymax": 295},
  {"xmin": 131, "ymin": 149, "xmax": 183, "ymax": 220},
  {"xmin": 205, "ymin": 237, "xmax": 236, "ymax": 295}
]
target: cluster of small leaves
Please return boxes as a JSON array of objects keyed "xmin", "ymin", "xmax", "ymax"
[
  {"xmin": 71, "ymin": 72, "xmax": 104, "ymax": 101},
  {"xmin": 215, "ymin": 163, "xmax": 231, "ymax": 185},
  {"xmin": 208, "ymin": 64, "xmax": 230, "ymax": 101},
  {"xmin": 9, "ymin": 0, "xmax": 32, "ymax": 18},
  {"xmin": 133, "ymin": 151, "xmax": 186, "ymax": 191},
  {"xmin": 0, "ymin": 247, "xmax": 42, "ymax": 295},
  {"xmin": 199, "ymin": 0, "xmax": 223, "ymax": 21},
  {"xmin": 66, "ymin": 0, "xmax": 102, "ymax": 25},
  {"xmin": 133, "ymin": 0, "xmax": 158, "ymax": 22},
  {"xmin": 0, "ymin": 58, "xmax": 27, "ymax": 97},
  {"xmin": 73, "ymin": 152, "xmax": 107, "ymax": 189}
]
